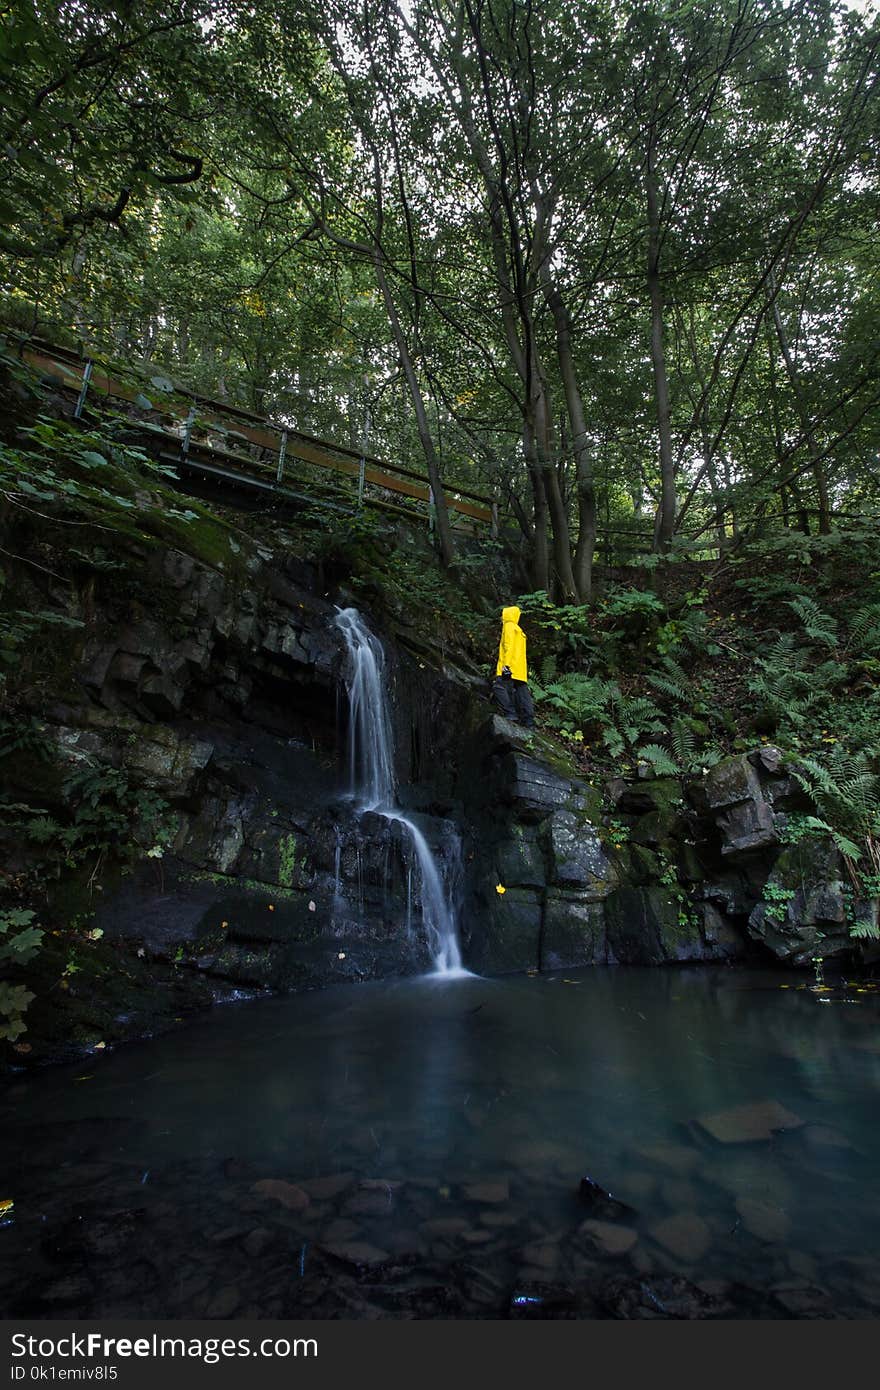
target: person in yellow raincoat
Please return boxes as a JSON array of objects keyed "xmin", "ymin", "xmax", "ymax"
[{"xmin": 492, "ymin": 605, "xmax": 535, "ymax": 727}]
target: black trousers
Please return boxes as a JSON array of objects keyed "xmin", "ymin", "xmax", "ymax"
[{"xmin": 492, "ymin": 676, "xmax": 534, "ymax": 726}]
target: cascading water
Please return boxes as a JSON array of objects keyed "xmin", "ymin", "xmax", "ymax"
[{"xmin": 334, "ymin": 607, "xmax": 466, "ymax": 976}]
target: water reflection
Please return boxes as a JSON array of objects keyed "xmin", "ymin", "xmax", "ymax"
[{"xmin": 1, "ymin": 965, "xmax": 879, "ymax": 1318}]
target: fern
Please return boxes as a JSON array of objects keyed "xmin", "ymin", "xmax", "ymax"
[
  {"xmin": 846, "ymin": 604, "xmax": 880, "ymax": 656},
  {"xmin": 647, "ymin": 670, "xmax": 691, "ymax": 703},
  {"xmin": 540, "ymin": 653, "xmax": 558, "ymax": 685},
  {"xmin": 542, "ymin": 674, "xmax": 617, "ymax": 726},
  {"xmin": 789, "ymin": 814, "xmax": 864, "ymax": 862},
  {"xmin": 670, "ymin": 720, "xmax": 695, "ymax": 769},
  {"xmin": 638, "ymin": 743, "xmax": 679, "ymax": 776},
  {"xmin": 787, "ymin": 596, "xmax": 838, "ymax": 648},
  {"xmin": 792, "ymin": 750, "xmax": 880, "ymax": 839},
  {"xmin": 849, "ymin": 917, "xmax": 880, "ymax": 941}
]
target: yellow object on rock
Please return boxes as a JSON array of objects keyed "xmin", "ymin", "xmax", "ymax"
[{"xmin": 496, "ymin": 884, "xmax": 506, "ymax": 895}]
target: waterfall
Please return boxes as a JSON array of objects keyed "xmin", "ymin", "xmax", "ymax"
[
  {"xmin": 334, "ymin": 607, "xmax": 396, "ymax": 809},
  {"xmin": 334, "ymin": 607, "xmax": 466, "ymax": 977}
]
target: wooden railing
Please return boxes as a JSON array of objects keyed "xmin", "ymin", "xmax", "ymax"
[
  {"xmin": 16, "ymin": 331, "xmax": 827, "ymax": 564},
  {"xmin": 7, "ymin": 333, "xmax": 497, "ymax": 535}
]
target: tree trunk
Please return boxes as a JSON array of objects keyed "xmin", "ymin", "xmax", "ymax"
[
  {"xmin": 523, "ymin": 419, "xmax": 550, "ymax": 592},
  {"xmin": 766, "ymin": 272, "xmax": 831, "ymax": 534},
  {"xmin": 374, "ymin": 253, "xmax": 456, "ymax": 568},
  {"xmin": 538, "ymin": 264, "xmax": 596, "ymax": 602},
  {"xmin": 646, "ymin": 147, "xmax": 676, "ymax": 550}
]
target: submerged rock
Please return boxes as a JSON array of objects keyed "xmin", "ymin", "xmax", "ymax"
[
  {"xmin": 577, "ymin": 1175, "xmax": 636, "ymax": 1221},
  {"xmin": 694, "ymin": 1099, "xmax": 804, "ymax": 1144},
  {"xmin": 462, "ymin": 1179, "xmax": 510, "ymax": 1204},
  {"xmin": 320, "ymin": 1241, "xmax": 390, "ymax": 1269},
  {"xmin": 735, "ymin": 1197, "xmax": 791, "ymax": 1243},
  {"xmin": 579, "ymin": 1220, "xmax": 639, "ymax": 1256},
  {"xmin": 648, "ymin": 1212, "xmax": 712, "ymax": 1263},
  {"xmin": 251, "ymin": 1179, "xmax": 310, "ymax": 1211},
  {"xmin": 601, "ymin": 1275, "xmax": 735, "ymax": 1319}
]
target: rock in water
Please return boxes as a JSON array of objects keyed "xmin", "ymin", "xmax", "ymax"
[
  {"xmin": 694, "ymin": 1099, "xmax": 803, "ymax": 1144},
  {"xmin": 578, "ymin": 1175, "xmax": 636, "ymax": 1220},
  {"xmin": 580, "ymin": 1219, "xmax": 639, "ymax": 1255},
  {"xmin": 251, "ymin": 1178, "xmax": 310, "ymax": 1211}
]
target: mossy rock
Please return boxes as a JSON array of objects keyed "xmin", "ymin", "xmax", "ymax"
[
  {"xmin": 605, "ymin": 886, "xmax": 705, "ymax": 964},
  {"xmin": 540, "ymin": 891, "xmax": 605, "ymax": 970},
  {"xmin": 465, "ymin": 884, "xmax": 542, "ymax": 973},
  {"xmin": 622, "ymin": 843, "xmax": 660, "ymax": 884},
  {"xmin": 495, "ymin": 826, "xmax": 547, "ymax": 890}
]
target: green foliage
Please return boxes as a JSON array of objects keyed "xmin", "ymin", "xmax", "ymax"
[
  {"xmin": 599, "ymin": 587, "xmax": 665, "ymax": 628},
  {"xmin": 762, "ymin": 882, "xmax": 796, "ymax": 924},
  {"xmin": 515, "ymin": 591, "xmax": 597, "ymax": 659},
  {"xmin": 535, "ymin": 673, "xmax": 618, "ymax": 733},
  {"xmin": 842, "ymin": 878, "xmax": 880, "ymax": 941},
  {"xmin": 0, "ymin": 715, "xmax": 52, "ymax": 761},
  {"xmin": 604, "ymin": 690, "xmax": 666, "ymax": 757},
  {"xmin": 785, "ymin": 751, "xmax": 880, "ymax": 909},
  {"xmin": 0, "ymin": 410, "xmax": 176, "ymax": 525},
  {"xmin": 0, "ymin": 762, "xmax": 173, "ymax": 876},
  {"xmin": 0, "ymin": 907, "xmax": 43, "ymax": 966},
  {"xmin": 790, "ymin": 750, "xmax": 880, "ymax": 844},
  {"xmin": 60, "ymin": 765, "xmax": 171, "ymax": 864},
  {"xmin": 786, "ymin": 596, "xmax": 838, "ymax": 649},
  {"xmin": 637, "ymin": 743, "xmax": 679, "ymax": 777},
  {"xmin": 0, "ymin": 609, "xmax": 84, "ymax": 679},
  {"xmin": 0, "ymin": 907, "xmax": 43, "ymax": 1042},
  {"xmin": 778, "ymin": 813, "xmax": 863, "ymax": 864},
  {"xmin": 845, "ymin": 604, "xmax": 880, "ymax": 657}
]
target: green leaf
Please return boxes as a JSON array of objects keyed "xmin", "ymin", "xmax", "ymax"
[
  {"xmin": 0, "ymin": 925, "xmax": 44, "ymax": 963},
  {"xmin": 0, "ymin": 908, "xmax": 35, "ymax": 931}
]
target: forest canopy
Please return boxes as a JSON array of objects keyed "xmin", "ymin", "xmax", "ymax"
[{"xmin": 1, "ymin": 0, "xmax": 878, "ymax": 593}]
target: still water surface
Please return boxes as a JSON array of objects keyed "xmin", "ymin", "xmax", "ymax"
[{"xmin": 2, "ymin": 966, "xmax": 879, "ymax": 1318}]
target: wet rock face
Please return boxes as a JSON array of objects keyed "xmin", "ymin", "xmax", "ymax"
[
  {"xmin": 7, "ymin": 500, "xmax": 872, "ymax": 1066},
  {"xmin": 461, "ymin": 730, "xmax": 876, "ymax": 975},
  {"xmin": 8, "ymin": 540, "xmax": 482, "ymax": 1053},
  {"xmin": 547, "ymin": 810, "xmax": 616, "ymax": 897},
  {"xmin": 747, "ymin": 835, "xmax": 850, "ymax": 964},
  {"xmin": 694, "ymin": 754, "xmax": 779, "ymax": 857},
  {"xmin": 460, "ymin": 719, "xmax": 754, "ymax": 974}
]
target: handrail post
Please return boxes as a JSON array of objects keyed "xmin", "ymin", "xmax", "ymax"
[
  {"xmin": 73, "ymin": 359, "xmax": 93, "ymax": 419},
  {"xmin": 276, "ymin": 428, "xmax": 288, "ymax": 484},
  {"xmin": 428, "ymin": 488, "xmax": 435, "ymax": 535},
  {"xmin": 490, "ymin": 497, "xmax": 499, "ymax": 539},
  {"xmin": 180, "ymin": 402, "xmax": 196, "ymax": 462},
  {"xmin": 357, "ymin": 404, "xmax": 370, "ymax": 509}
]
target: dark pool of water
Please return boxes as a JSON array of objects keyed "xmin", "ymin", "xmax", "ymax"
[{"xmin": 2, "ymin": 965, "xmax": 879, "ymax": 1319}]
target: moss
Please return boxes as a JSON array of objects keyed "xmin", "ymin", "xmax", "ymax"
[
  {"xmin": 625, "ymin": 843, "xmax": 660, "ymax": 884},
  {"xmin": 182, "ymin": 870, "xmax": 300, "ymax": 902},
  {"xmin": 278, "ymin": 833, "xmax": 299, "ymax": 889}
]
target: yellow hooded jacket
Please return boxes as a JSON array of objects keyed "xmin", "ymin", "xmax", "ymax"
[{"xmin": 496, "ymin": 605, "xmax": 528, "ymax": 683}]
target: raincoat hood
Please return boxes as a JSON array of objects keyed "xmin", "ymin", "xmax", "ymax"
[{"xmin": 496, "ymin": 605, "xmax": 527, "ymax": 682}]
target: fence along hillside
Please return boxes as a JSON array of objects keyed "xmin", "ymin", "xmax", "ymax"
[{"xmin": 7, "ymin": 332, "xmax": 497, "ymax": 537}]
